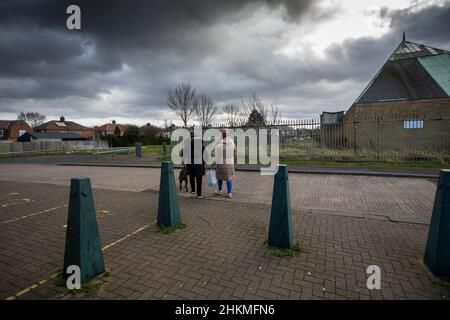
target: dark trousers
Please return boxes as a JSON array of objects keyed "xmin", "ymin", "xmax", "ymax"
[{"xmin": 190, "ymin": 175, "xmax": 203, "ymax": 196}]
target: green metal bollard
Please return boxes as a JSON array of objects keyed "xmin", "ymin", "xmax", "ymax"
[
  {"xmin": 268, "ymin": 165, "xmax": 293, "ymax": 249},
  {"xmin": 135, "ymin": 142, "xmax": 142, "ymax": 159},
  {"xmin": 63, "ymin": 177, "xmax": 105, "ymax": 283},
  {"xmin": 157, "ymin": 161, "xmax": 181, "ymax": 227},
  {"xmin": 424, "ymin": 169, "xmax": 450, "ymax": 277}
]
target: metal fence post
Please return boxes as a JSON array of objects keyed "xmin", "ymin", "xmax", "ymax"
[
  {"xmin": 163, "ymin": 142, "xmax": 167, "ymax": 161},
  {"xmin": 377, "ymin": 116, "xmax": 380, "ymax": 160}
]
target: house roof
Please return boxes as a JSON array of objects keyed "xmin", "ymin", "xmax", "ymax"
[
  {"xmin": 96, "ymin": 123, "xmax": 127, "ymax": 132},
  {"xmin": 34, "ymin": 120, "xmax": 92, "ymax": 131},
  {"xmin": 321, "ymin": 111, "xmax": 345, "ymax": 125},
  {"xmin": 356, "ymin": 40, "xmax": 450, "ymax": 104},
  {"xmin": 0, "ymin": 120, "xmax": 27, "ymax": 130}
]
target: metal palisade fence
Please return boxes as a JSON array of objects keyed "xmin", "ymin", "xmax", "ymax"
[
  {"xmin": 200, "ymin": 115, "xmax": 450, "ymax": 162},
  {"xmin": 0, "ymin": 140, "xmax": 109, "ymax": 156}
]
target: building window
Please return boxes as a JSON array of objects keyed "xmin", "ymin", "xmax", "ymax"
[
  {"xmin": 0, "ymin": 130, "xmax": 3, "ymax": 138},
  {"xmin": 403, "ymin": 120, "xmax": 424, "ymax": 129}
]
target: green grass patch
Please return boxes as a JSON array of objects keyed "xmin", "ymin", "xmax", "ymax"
[
  {"xmin": 142, "ymin": 144, "xmax": 171, "ymax": 154},
  {"xmin": 53, "ymin": 270, "xmax": 109, "ymax": 297},
  {"xmin": 264, "ymin": 240, "xmax": 306, "ymax": 258},
  {"xmin": 280, "ymin": 158, "xmax": 450, "ymax": 169},
  {"xmin": 0, "ymin": 149, "xmax": 104, "ymax": 160},
  {"xmin": 156, "ymin": 221, "xmax": 187, "ymax": 234}
]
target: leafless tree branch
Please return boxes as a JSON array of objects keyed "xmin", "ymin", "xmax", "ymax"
[
  {"xmin": 241, "ymin": 93, "xmax": 268, "ymax": 122},
  {"xmin": 194, "ymin": 94, "xmax": 218, "ymax": 128},
  {"xmin": 223, "ymin": 104, "xmax": 242, "ymax": 127},
  {"xmin": 167, "ymin": 82, "xmax": 196, "ymax": 127},
  {"xmin": 17, "ymin": 111, "xmax": 46, "ymax": 127}
]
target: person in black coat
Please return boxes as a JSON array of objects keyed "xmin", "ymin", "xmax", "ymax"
[{"xmin": 186, "ymin": 134, "xmax": 206, "ymax": 199}]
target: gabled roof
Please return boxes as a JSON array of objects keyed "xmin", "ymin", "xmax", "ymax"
[
  {"xmin": 0, "ymin": 120, "xmax": 28, "ymax": 130},
  {"xmin": 34, "ymin": 120, "xmax": 92, "ymax": 131},
  {"xmin": 355, "ymin": 40, "xmax": 450, "ymax": 104},
  {"xmin": 96, "ymin": 123, "xmax": 127, "ymax": 131}
]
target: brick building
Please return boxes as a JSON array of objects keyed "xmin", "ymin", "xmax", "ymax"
[
  {"xmin": 335, "ymin": 38, "xmax": 450, "ymax": 153},
  {"xmin": 95, "ymin": 120, "xmax": 127, "ymax": 138},
  {"xmin": 34, "ymin": 116, "xmax": 95, "ymax": 140},
  {"xmin": 0, "ymin": 120, "xmax": 32, "ymax": 141}
]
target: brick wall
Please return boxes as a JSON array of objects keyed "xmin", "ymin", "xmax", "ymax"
[
  {"xmin": 8, "ymin": 121, "xmax": 32, "ymax": 140},
  {"xmin": 343, "ymin": 98, "xmax": 450, "ymax": 155}
]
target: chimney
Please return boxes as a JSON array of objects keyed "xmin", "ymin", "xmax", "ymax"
[
  {"xmin": 60, "ymin": 116, "xmax": 65, "ymax": 122},
  {"xmin": 112, "ymin": 120, "xmax": 116, "ymax": 124}
]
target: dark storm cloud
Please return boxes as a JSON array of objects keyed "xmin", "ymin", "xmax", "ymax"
[
  {"xmin": 388, "ymin": 2, "xmax": 450, "ymax": 46},
  {"xmin": 319, "ymin": 2, "xmax": 450, "ymax": 83},
  {"xmin": 1, "ymin": 0, "xmax": 450, "ymax": 123},
  {"xmin": 0, "ymin": 0, "xmax": 317, "ymax": 49},
  {"xmin": 0, "ymin": 0, "xmax": 321, "ymax": 103},
  {"xmin": 0, "ymin": 0, "xmax": 323, "ymax": 72}
]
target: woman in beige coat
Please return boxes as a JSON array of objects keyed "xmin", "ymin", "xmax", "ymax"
[{"xmin": 214, "ymin": 130, "xmax": 237, "ymax": 198}]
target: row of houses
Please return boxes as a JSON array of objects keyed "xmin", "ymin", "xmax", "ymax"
[{"xmin": 0, "ymin": 117, "xmax": 130, "ymax": 142}]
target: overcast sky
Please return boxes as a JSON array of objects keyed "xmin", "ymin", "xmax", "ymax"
[{"xmin": 1, "ymin": 0, "xmax": 450, "ymax": 127}]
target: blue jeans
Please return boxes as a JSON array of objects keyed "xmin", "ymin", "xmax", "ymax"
[{"xmin": 218, "ymin": 180, "xmax": 233, "ymax": 193}]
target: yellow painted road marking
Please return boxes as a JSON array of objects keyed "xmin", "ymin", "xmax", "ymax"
[
  {"xmin": 5, "ymin": 272, "xmax": 59, "ymax": 300},
  {"xmin": 63, "ymin": 211, "xmax": 119, "ymax": 228},
  {"xmin": 0, "ymin": 205, "xmax": 68, "ymax": 226},
  {"xmin": 102, "ymin": 224, "xmax": 151, "ymax": 251},
  {"xmin": 0, "ymin": 198, "xmax": 34, "ymax": 207},
  {"xmin": 4, "ymin": 223, "xmax": 153, "ymax": 300},
  {"xmin": 1, "ymin": 202, "xmax": 20, "ymax": 208}
]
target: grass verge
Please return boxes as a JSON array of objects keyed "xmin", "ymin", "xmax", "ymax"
[
  {"xmin": 54, "ymin": 270, "xmax": 110, "ymax": 297},
  {"xmin": 280, "ymin": 159, "xmax": 450, "ymax": 169},
  {"xmin": 264, "ymin": 240, "xmax": 306, "ymax": 258},
  {"xmin": 156, "ymin": 222, "xmax": 187, "ymax": 234}
]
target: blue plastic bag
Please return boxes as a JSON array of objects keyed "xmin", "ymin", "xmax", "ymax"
[{"xmin": 208, "ymin": 169, "xmax": 216, "ymax": 188}]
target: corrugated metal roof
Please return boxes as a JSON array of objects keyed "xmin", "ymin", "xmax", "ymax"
[
  {"xmin": 321, "ymin": 111, "xmax": 344, "ymax": 124},
  {"xmin": 356, "ymin": 40, "xmax": 450, "ymax": 104}
]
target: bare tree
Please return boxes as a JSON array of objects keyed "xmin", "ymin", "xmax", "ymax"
[
  {"xmin": 167, "ymin": 82, "xmax": 196, "ymax": 127},
  {"xmin": 241, "ymin": 93, "xmax": 268, "ymax": 122},
  {"xmin": 194, "ymin": 94, "xmax": 218, "ymax": 128},
  {"xmin": 270, "ymin": 103, "xmax": 282, "ymax": 123},
  {"xmin": 17, "ymin": 111, "xmax": 46, "ymax": 127},
  {"xmin": 223, "ymin": 104, "xmax": 242, "ymax": 127}
]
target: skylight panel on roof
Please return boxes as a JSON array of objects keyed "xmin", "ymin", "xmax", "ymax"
[
  {"xmin": 408, "ymin": 43, "xmax": 422, "ymax": 52},
  {"xmin": 426, "ymin": 46, "xmax": 438, "ymax": 55},
  {"xmin": 419, "ymin": 54, "xmax": 450, "ymax": 96},
  {"xmin": 55, "ymin": 122, "xmax": 67, "ymax": 127}
]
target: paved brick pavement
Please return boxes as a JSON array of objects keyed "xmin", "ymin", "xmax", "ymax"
[
  {"xmin": 0, "ymin": 164, "xmax": 437, "ymax": 224},
  {"xmin": 1, "ymin": 180, "xmax": 449, "ymax": 300},
  {"xmin": 1, "ymin": 153, "xmax": 441, "ymax": 176}
]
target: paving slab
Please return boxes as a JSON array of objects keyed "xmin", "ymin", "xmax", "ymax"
[
  {"xmin": 0, "ymin": 164, "xmax": 436, "ymax": 224},
  {"xmin": 0, "ymin": 180, "xmax": 449, "ymax": 300}
]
